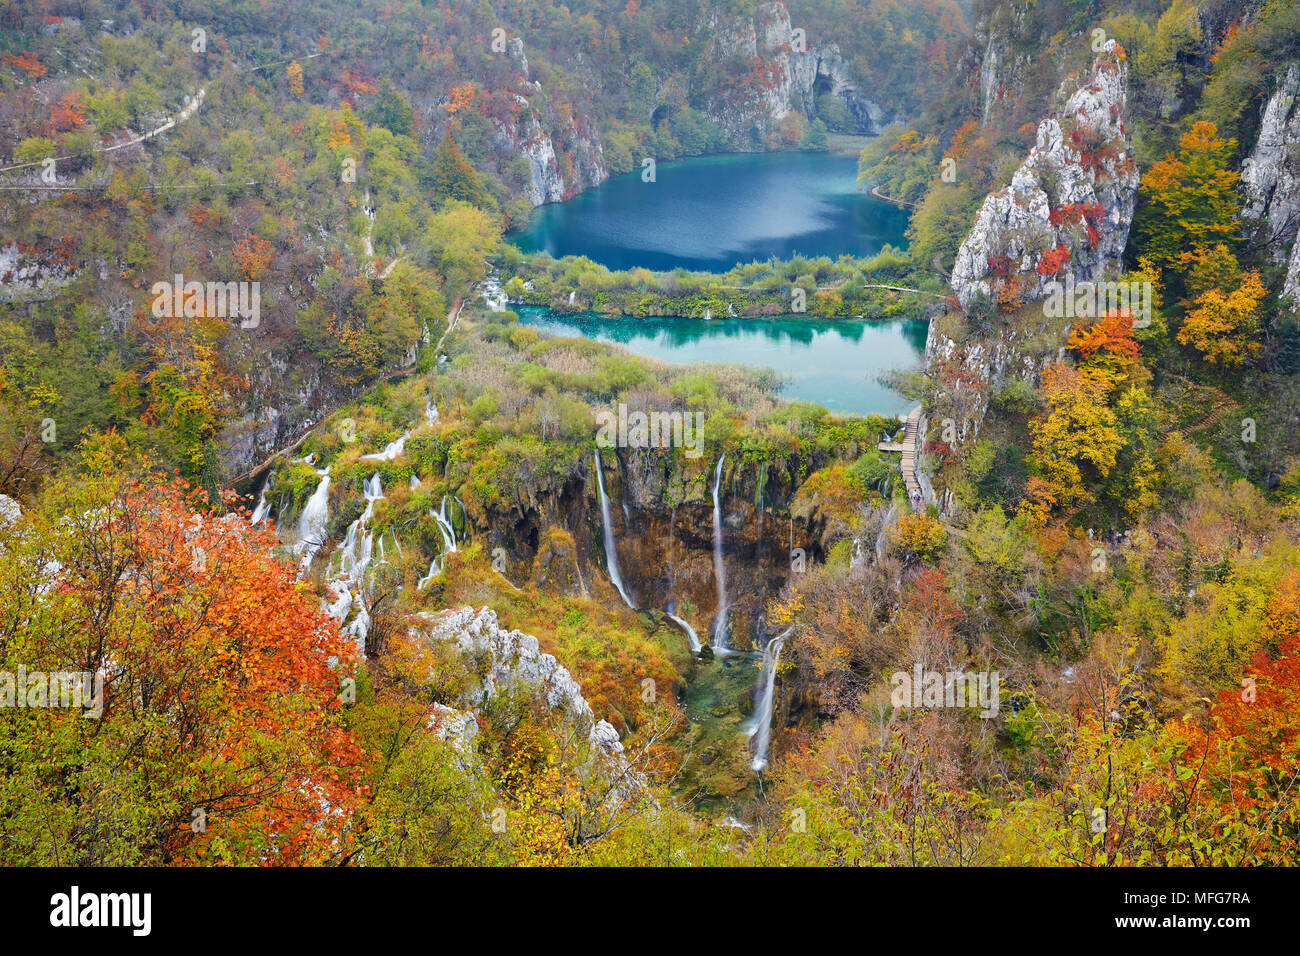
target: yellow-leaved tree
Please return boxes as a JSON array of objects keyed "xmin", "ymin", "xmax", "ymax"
[
  {"xmin": 1021, "ymin": 361, "xmax": 1125, "ymax": 523},
  {"xmin": 1176, "ymin": 270, "xmax": 1265, "ymax": 367}
]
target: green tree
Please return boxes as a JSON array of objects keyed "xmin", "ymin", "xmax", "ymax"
[
  {"xmin": 1134, "ymin": 122, "xmax": 1242, "ymax": 276},
  {"xmin": 431, "ymin": 135, "xmax": 490, "ymax": 209}
]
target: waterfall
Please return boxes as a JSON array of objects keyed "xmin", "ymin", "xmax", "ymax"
[
  {"xmin": 748, "ymin": 627, "xmax": 793, "ymax": 772},
  {"xmin": 425, "ymin": 399, "xmax": 439, "ymax": 425},
  {"xmin": 593, "ymin": 448, "xmax": 634, "ymax": 608},
  {"xmin": 417, "ymin": 495, "xmax": 460, "ymax": 589},
  {"xmin": 360, "ymin": 431, "xmax": 409, "ymax": 461},
  {"xmin": 294, "ymin": 469, "xmax": 331, "ymax": 571},
  {"xmin": 665, "ymin": 599, "xmax": 701, "ymax": 653},
  {"xmin": 568, "ymin": 290, "xmax": 576, "ymax": 305},
  {"xmin": 321, "ymin": 472, "xmax": 388, "ymax": 647},
  {"xmin": 875, "ymin": 502, "xmax": 897, "ymax": 564},
  {"xmin": 409, "ymin": 474, "xmax": 422, "ymax": 490},
  {"xmin": 710, "ymin": 455, "xmax": 730, "ymax": 651},
  {"xmin": 249, "ymin": 475, "xmax": 271, "ymax": 525}
]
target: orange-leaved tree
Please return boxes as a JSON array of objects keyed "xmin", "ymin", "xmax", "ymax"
[
  {"xmin": 1165, "ymin": 567, "xmax": 1300, "ymax": 863},
  {"xmin": 0, "ymin": 452, "xmax": 367, "ymax": 865}
]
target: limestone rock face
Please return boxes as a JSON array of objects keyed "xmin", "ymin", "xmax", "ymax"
[
  {"xmin": 950, "ymin": 41, "xmax": 1139, "ymax": 309},
  {"xmin": 493, "ymin": 43, "xmax": 608, "ymax": 207},
  {"xmin": 416, "ymin": 606, "xmax": 627, "ymax": 765},
  {"xmin": 1242, "ymin": 65, "xmax": 1300, "ymax": 306},
  {"xmin": 0, "ymin": 242, "xmax": 73, "ymax": 303},
  {"xmin": 698, "ymin": 1, "xmax": 890, "ymax": 144},
  {"xmin": 426, "ymin": 703, "xmax": 480, "ymax": 762},
  {"xmin": 220, "ymin": 406, "xmax": 281, "ymax": 476}
]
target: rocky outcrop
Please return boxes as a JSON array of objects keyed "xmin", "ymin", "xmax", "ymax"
[
  {"xmin": 0, "ymin": 242, "xmax": 73, "ymax": 303},
  {"xmin": 414, "ymin": 606, "xmax": 638, "ymax": 778},
  {"xmin": 492, "ymin": 41, "xmax": 608, "ymax": 206},
  {"xmin": 950, "ymin": 41, "xmax": 1139, "ymax": 309},
  {"xmin": 1242, "ymin": 64, "xmax": 1300, "ymax": 306},
  {"xmin": 924, "ymin": 318, "xmax": 1061, "ymax": 449},
  {"xmin": 697, "ymin": 1, "xmax": 891, "ymax": 144}
]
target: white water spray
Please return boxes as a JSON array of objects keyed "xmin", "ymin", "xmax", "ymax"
[
  {"xmin": 710, "ymin": 455, "xmax": 730, "ymax": 651},
  {"xmin": 360, "ymin": 431, "xmax": 409, "ymax": 462},
  {"xmin": 594, "ymin": 448, "xmax": 634, "ymax": 608},
  {"xmin": 294, "ymin": 468, "xmax": 331, "ymax": 571},
  {"xmin": 249, "ymin": 475, "xmax": 271, "ymax": 525},
  {"xmin": 748, "ymin": 627, "xmax": 793, "ymax": 772},
  {"xmin": 417, "ymin": 495, "xmax": 460, "ymax": 589},
  {"xmin": 666, "ymin": 612, "xmax": 702, "ymax": 653}
]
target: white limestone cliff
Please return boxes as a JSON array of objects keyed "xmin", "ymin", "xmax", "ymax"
[{"xmin": 950, "ymin": 41, "xmax": 1139, "ymax": 309}]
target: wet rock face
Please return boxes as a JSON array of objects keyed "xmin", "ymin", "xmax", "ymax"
[
  {"xmin": 530, "ymin": 525, "xmax": 586, "ymax": 597},
  {"xmin": 1242, "ymin": 65, "xmax": 1300, "ymax": 305},
  {"xmin": 589, "ymin": 466, "xmax": 820, "ymax": 654},
  {"xmin": 950, "ymin": 40, "xmax": 1139, "ymax": 309}
]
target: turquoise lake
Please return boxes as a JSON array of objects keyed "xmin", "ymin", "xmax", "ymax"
[
  {"xmin": 509, "ymin": 150, "xmax": 925, "ymax": 416},
  {"xmin": 515, "ymin": 307, "xmax": 928, "ymax": 417}
]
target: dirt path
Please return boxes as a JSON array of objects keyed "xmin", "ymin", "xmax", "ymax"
[{"xmin": 436, "ymin": 298, "xmax": 464, "ymax": 353}]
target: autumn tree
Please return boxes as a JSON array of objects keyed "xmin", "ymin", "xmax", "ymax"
[
  {"xmin": 1176, "ymin": 270, "xmax": 1265, "ymax": 368},
  {"xmin": 0, "ymin": 460, "xmax": 367, "ymax": 865},
  {"xmin": 1021, "ymin": 362, "xmax": 1125, "ymax": 523},
  {"xmin": 427, "ymin": 200, "xmax": 500, "ymax": 300},
  {"xmin": 1134, "ymin": 121, "xmax": 1241, "ymax": 277},
  {"xmin": 1067, "ymin": 309, "xmax": 1142, "ymax": 391},
  {"xmin": 287, "ymin": 60, "xmax": 305, "ymax": 98},
  {"xmin": 1165, "ymin": 568, "xmax": 1300, "ymax": 864},
  {"xmin": 430, "ymin": 135, "xmax": 491, "ymax": 209}
]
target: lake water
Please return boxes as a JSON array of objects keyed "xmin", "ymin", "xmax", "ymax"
[
  {"xmin": 509, "ymin": 150, "xmax": 924, "ymax": 416},
  {"xmin": 515, "ymin": 307, "xmax": 928, "ymax": 416},
  {"xmin": 510, "ymin": 151, "xmax": 910, "ymax": 272}
]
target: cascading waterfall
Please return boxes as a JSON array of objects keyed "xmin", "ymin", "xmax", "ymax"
[
  {"xmin": 667, "ymin": 613, "xmax": 702, "ymax": 653},
  {"xmin": 664, "ymin": 599, "xmax": 701, "ymax": 653},
  {"xmin": 710, "ymin": 455, "xmax": 730, "ymax": 651},
  {"xmin": 875, "ymin": 502, "xmax": 897, "ymax": 564},
  {"xmin": 294, "ymin": 468, "xmax": 331, "ymax": 571},
  {"xmin": 593, "ymin": 448, "xmax": 634, "ymax": 608},
  {"xmin": 249, "ymin": 475, "xmax": 271, "ymax": 525},
  {"xmin": 417, "ymin": 494, "xmax": 461, "ymax": 589},
  {"xmin": 360, "ymin": 431, "xmax": 409, "ymax": 462},
  {"xmin": 324, "ymin": 473, "xmax": 386, "ymax": 645},
  {"xmin": 748, "ymin": 627, "xmax": 793, "ymax": 772}
]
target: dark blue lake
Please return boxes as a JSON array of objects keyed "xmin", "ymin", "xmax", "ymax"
[{"xmin": 509, "ymin": 150, "xmax": 909, "ymax": 272}]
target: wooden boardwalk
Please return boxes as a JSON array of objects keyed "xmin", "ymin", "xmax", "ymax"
[{"xmin": 878, "ymin": 405, "xmax": 925, "ymax": 508}]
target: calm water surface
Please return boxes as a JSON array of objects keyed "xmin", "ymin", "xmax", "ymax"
[
  {"xmin": 510, "ymin": 151, "xmax": 910, "ymax": 272},
  {"xmin": 515, "ymin": 307, "xmax": 927, "ymax": 416}
]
